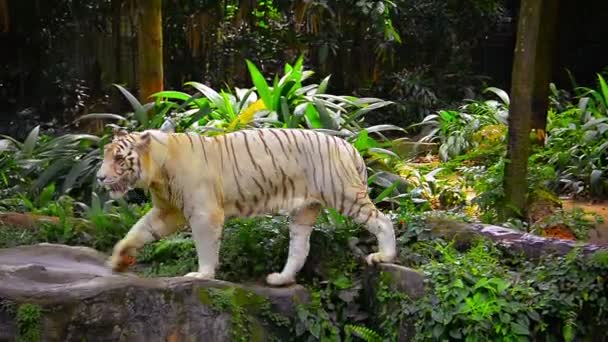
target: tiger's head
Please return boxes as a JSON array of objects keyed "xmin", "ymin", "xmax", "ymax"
[{"xmin": 97, "ymin": 129, "xmax": 166, "ymax": 199}]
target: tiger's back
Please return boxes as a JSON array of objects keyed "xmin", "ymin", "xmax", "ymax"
[{"xmin": 167, "ymin": 128, "xmax": 369, "ymax": 218}]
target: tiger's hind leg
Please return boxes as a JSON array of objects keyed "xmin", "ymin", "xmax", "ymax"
[
  {"xmin": 266, "ymin": 203, "xmax": 321, "ymax": 286},
  {"xmin": 345, "ymin": 194, "xmax": 397, "ymax": 265}
]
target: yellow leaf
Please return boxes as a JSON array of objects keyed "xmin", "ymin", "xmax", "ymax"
[{"xmin": 227, "ymin": 99, "xmax": 266, "ymax": 131}]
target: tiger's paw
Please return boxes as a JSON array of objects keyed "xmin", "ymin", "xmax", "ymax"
[
  {"xmin": 365, "ymin": 252, "xmax": 394, "ymax": 266},
  {"xmin": 108, "ymin": 241, "xmax": 136, "ymax": 272},
  {"xmin": 265, "ymin": 272, "xmax": 295, "ymax": 286},
  {"xmin": 183, "ymin": 271, "xmax": 215, "ymax": 280}
]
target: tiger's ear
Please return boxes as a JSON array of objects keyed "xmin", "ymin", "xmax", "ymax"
[
  {"xmin": 134, "ymin": 131, "xmax": 152, "ymax": 152},
  {"xmin": 111, "ymin": 126, "xmax": 128, "ymax": 140},
  {"xmin": 134, "ymin": 130, "xmax": 167, "ymax": 152}
]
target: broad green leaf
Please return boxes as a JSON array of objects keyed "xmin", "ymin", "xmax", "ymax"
[
  {"xmin": 582, "ymin": 117, "xmax": 608, "ymax": 130},
  {"xmin": 484, "ymin": 87, "xmax": 510, "ymax": 106},
  {"xmin": 373, "ymin": 181, "xmax": 400, "ymax": 203},
  {"xmin": 368, "ymin": 147, "xmax": 399, "ymax": 159},
  {"xmin": 364, "ymin": 124, "xmax": 406, "ymax": 134},
  {"xmin": 563, "ymin": 322, "xmax": 575, "ymax": 342},
  {"xmin": 245, "ymin": 60, "xmax": 272, "ymax": 109},
  {"xmin": 304, "ymin": 104, "xmax": 323, "ymax": 129},
  {"xmin": 354, "ymin": 97, "xmax": 391, "ymax": 105},
  {"xmin": 278, "ymin": 69, "xmax": 294, "ymax": 88},
  {"xmin": 150, "ymin": 90, "xmax": 192, "ymax": 101},
  {"xmin": 301, "ymin": 70, "xmax": 315, "ymax": 81},
  {"xmin": 510, "ymin": 321, "xmax": 530, "ymax": 336},
  {"xmin": 590, "ymin": 169, "xmax": 603, "ymax": 192},
  {"xmin": 295, "ymin": 84, "xmax": 318, "ymax": 96},
  {"xmin": 271, "ymin": 74, "xmax": 282, "ymax": 112},
  {"xmin": 220, "ymin": 91, "xmax": 236, "ymax": 119},
  {"xmin": 597, "ymin": 73, "xmax": 608, "ymax": 108},
  {"xmin": 315, "ymin": 93, "xmax": 359, "ymax": 107},
  {"xmin": 23, "ymin": 125, "xmax": 40, "ymax": 156},
  {"xmin": 185, "ymin": 82, "xmax": 227, "ymax": 114},
  {"xmin": 280, "ymin": 96, "xmax": 290, "ymax": 125},
  {"xmin": 578, "ymin": 97, "xmax": 590, "ymax": 113},
  {"xmin": 76, "ymin": 113, "xmax": 127, "ymax": 122},
  {"xmin": 236, "ymin": 87, "xmax": 257, "ymax": 112},
  {"xmin": 31, "ymin": 158, "xmax": 68, "ymax": 193},
  {"xmin": 113, "ymin": 84, "xmax": 147, "ymax": 127},
  {"xmin": 354, "ymin": 130, "xmax": 370, "ymax": 150},
  {"xmin": 313, "ymin": 98, "xmax": 339, "ymax": 130},
  {"xmin": 343, "ymin": 102, "xmax": 394, "ymax": 125},
  {"xmin": 317, "ymin": 75, "xmax": 331, "ymax": 94},
  {"xmin": 0, "ymin": 139, "xmax": 14, "ymax": 153},
  {"xmin": 39, "ymin": 183, "xmax": 56, "ymax": 206},
  {"xmin": 62, "ymin": 155, "xmax": 95, "ymax": 193}
]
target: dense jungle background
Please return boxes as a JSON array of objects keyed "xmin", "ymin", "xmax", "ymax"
[{"xmin": 1, "ymin": 1, "xmax": 608, "ymax": 341}]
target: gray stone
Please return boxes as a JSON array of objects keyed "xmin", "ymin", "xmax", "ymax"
[
  {"xmin": 426, "ymin": 216, "xmax": 608, "ymax": 259},
  {"xmin": 375, "ymin": 263, "xmax": 426, "ymax": 300},
  {"xmin": 0, "ymin": 243, "xmax": 309, "ymax": 342},
  {"xmin": 363, "ymin": 263, "xmax": 426, "ymax": 342}
]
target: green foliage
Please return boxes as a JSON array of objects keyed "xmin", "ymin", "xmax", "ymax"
[
  {"xmin": 75, "ymin": 192, "xmax": 148, "ymax": 250},
  {"xmin": 412, "ymin": 86, "xmax": 509, "ymax": 161},
  {"xmin": 534, "ymin": 74, "xmax": 608, "ymax": 197},
  {"xmin": 398, "ymin": 240, "xmax": 608, "ymax": 341},
  {"xmin": 344, "ymin": 324, "xmax": 383, "ymax": 342},
  {"xmin": 83, "ymin": 58, "xmax": 396, "ymax": 138},
  {"xmin": 0, "ymin": 125, "xmax": 102, "ymax": 196},
  {"xmin": 199, "ymin": 286, "xmax": 287, "ymax": 341},
  {"xmin": 16, "ymin": 303, "xmax": 42, "ymax": 342},
  {"xmin": 411, "ymin": 241, "xmax": 536, "ymax": 341}
]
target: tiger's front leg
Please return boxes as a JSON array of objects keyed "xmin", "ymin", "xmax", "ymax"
[
  {"xmin": 183, "ymin": 207, "xmax": 225, "ymax": 280},
  {"xmin": 109, "ymin": 208, "xmax": 184, "ymax": 272}
]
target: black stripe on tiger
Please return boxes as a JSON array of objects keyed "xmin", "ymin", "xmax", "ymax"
[
  {"xmin": 228, "ymin": 135, "xmax": 242, "ymax": 176},
  {"xmin": 185, "ymin": 133, "xmax": 195, "ymax": 150},
  {"xmin": 269, "ymin": 129, "xmax": 289, "ymax": 159},
  {"xmin": 290, "ymin": 130, "xmax": 302, "ymax": 154},
  {"xmin": 197, "ymin": 135, "xmax": 209, "ymax": 163},
  {"xmin": 258, "ymin": 130, "xmax": 278, "ymax": 170},
  {"xmin": 325, "ymin": 134, "xmax": 338, "ymax": 208},
  {"xmin": 279, "ymin": 130, "xmax": 294, "ymax": 153},
  {"xmin": 241, "ymin": 131, "xmax": 266, "ymax": 182},
  {"xmin": 315, "ymin": 133, "xmax": 327, "ymax": 193}
]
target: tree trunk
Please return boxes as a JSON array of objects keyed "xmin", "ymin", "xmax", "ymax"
[
  {"xmin": 112, "ymin": 0, "xmax": 122, "ymax": 83},
  {"xmin": 502, "ymin": 0, "xmax": 559, "ymax": 220},
  {"xmin": 531, "ymin": 0, "xmax": 560, "ymax": 139},
  {"xmin": 0, "ymin": 0, "xmax": 9, "ymax": 33},
  {"xmin": 137, "ymin": 0, "xmax": 163, "ymax": 103}
]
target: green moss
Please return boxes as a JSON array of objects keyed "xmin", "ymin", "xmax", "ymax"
[
  {"xmin": 16, "ymin": 303, "xmax": 43, "ymax": 342},
  {"xmin": 249, "ymin": 319, "xmax": 265, "ymax": 342},
  {"xmin": 197, "ymin": 286, "xmax": 290, "ymax": 341},
  {"xmin": 198, "ymin": 288, "xmax": 212, "ymax": 306}
]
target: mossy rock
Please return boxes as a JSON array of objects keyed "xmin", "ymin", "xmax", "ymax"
[{"xmin": 0, "ymin": 243, "xmax": 308, "ymax": 341}]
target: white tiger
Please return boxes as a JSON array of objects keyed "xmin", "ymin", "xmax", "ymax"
[{"xmin": 96, "ymin": 128, "xmax": 397, "ymax": 286}]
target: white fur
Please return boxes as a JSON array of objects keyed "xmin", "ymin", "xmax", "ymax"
[{"xmin": 102, "ymin": 128, "xmax": 398, "ymax": 286}]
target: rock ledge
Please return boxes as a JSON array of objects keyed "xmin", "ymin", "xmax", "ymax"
[{"xmin": 0, "ymin": 243, "xmax": 308, "ymax": 342}]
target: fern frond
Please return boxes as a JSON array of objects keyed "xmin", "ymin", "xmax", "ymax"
[{"xmin": 345, "ymin": 324, "xmax": 383, "ymax": 342}]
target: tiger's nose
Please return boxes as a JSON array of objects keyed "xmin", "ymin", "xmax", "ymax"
[{"xmin": 97, "ymin": 175, "xmax": 107, "ymax": 183}]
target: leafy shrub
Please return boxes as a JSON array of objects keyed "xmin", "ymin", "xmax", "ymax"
[
  {"xmin": 412, "ymin": 87, "xmax": 509, "ymax": 161},
  {"xmin": 534, "ymin": 74, "xmax": 608, "ymax": 197},
  {"xmin": 400, "ymin": 240, "xmax": 608, "ymax": 341},
  {"xmin": 0, "ymin": 125, "xmax": 102, "ymax": 197}
]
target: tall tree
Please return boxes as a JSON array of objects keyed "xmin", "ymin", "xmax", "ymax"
[
  {"xmin": 112, "ymin": 0, "xmax": 122, "ymax": 83},
  {"xmin": 137, "ymin": 0, "xmax": 163, "ymax": 103},
  {"xmin": 502, "ymin": 0, "xmax": 560, "ymax": 219}
]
